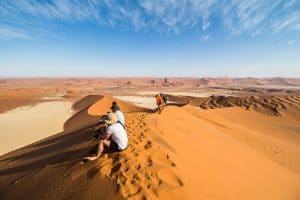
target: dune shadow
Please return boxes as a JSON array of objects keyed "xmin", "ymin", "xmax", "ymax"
[
  {"xmin": 64, "ymin": 106, "xmax": 101, "ymax": 131},
  {"xmin": 0, "ymin": 94, "xmax": 159, "ymax": 177},
  {"xmin": 72, "ymin": 95, "xmax": 104, "ymax": 110},
  {"xmin": 166, "ymin": 102, "xmax": 189, "ymax": 107},
  {"xmin": 167, "ymin": 94, "xmax": 190, "ymax": 105},
  {"xmin": 3, "ymin": 95, "xmax": 106, "ymax": 152},
  {"xmin": 0, "ymin": 146, "xmax": 91, "ymax": 176},
  {"xmin": 0, "ymin": 125, "xmax": 96, "ymax": 163},
  {"xmin": 22, "ymin": 125, "xmax": 94, "ymax": 150}
]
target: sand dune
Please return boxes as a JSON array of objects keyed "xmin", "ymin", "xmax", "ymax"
[
  {"xmin": 113, "ymin": 96, "xmax": 158, "ymax": 109},
  {"xmin": 0, "ymin": 95, "xmax": 299, "ymax": 199},
  {"xmin": 0, "ymin": 101, "xmax": 73, "ymax": 156},
  {"xmin": 147, "ymin": 106, "xmax": 300, "ymax": 199},
  {"xmin": 168, "ymin": 95, "xmax": 300, "ymax": 116},
  {"xmin": 88, "ymin": 95, "xmax": 153, "ymax": 115}
]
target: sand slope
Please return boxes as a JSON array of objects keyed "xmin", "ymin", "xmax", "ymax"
[
  {"xmin": 0, "ymin": 101, "xmax": 73, "ymax": 156},
  {"xmin": 0, "ymin": 96, "xmax": 123, "ymax": 200},
  {"xmin": 0, "ymin": 95, "xmax": 300, "ymax": 200},
  {"xmin": 147, "ymin": 106, "xmax": 300, "ymax": 199}
]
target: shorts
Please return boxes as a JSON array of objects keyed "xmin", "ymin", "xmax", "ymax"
[{"xmin": 110, "ymin": 141, "xmax": 121, "ymax": 152}]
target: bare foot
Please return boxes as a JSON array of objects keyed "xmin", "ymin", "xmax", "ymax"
[{"xmin": 83, "ymin": 155, "xmax": 99, "ymax": 161}]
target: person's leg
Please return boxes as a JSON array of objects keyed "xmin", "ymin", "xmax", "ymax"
[
  {"xmin": 95, "ymin": 140, "xmax": 104, "ymax": 157},
  {"xmin": 160, "ymin": 104, "xmax": 164, "ymax": 111},
  {"xmin": 85, "ymin": 139, "xmax": 111, "ymax": 161}
]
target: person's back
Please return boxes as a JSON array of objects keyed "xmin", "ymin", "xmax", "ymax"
[
  {"xmin": 111, "ymin": 101, "xmax": 125, "ymax": 125},
  {"xmin": 114, "ymin": 110, "xmax": 125, "ymax": 125},
  {"xmin": 106, "ymin": 123, "xmax": 128, "ymax": 150},
  {"xmin": 156, "ymin": 95, "xmax": 163, "ymax": 106}
]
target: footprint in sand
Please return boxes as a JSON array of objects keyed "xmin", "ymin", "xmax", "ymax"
[
  {"xmin": 264, "ymin": 144, "xmax": 282, "ymax": 154},
  {"xmin": 135, "ymin": 163, "xmax": 141, "ymax": 170},
  {"xmin": 148, "ymin": 158, "xmax": 153, "ymax": 167},
  {"xmin": 144, "ymin": 141, "xmax": 152, "ymax": 149},
  {"xmin": 156, "ymin": 169, "xmax": 184, "ymax": 187}
]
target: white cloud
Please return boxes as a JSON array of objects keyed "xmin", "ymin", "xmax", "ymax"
[
  {"xmin": 0, "ymin": 26, "xmax": 33, "ymax": 40},
  {"xmin": 201, "ymin": 34, "xmax": 211, "ymax": 41},
  {"xmin": 273, "ymin": 12, "xmax": 300, "ymax": 32},
  {"xmin": 222, "ymin": 0, "xmax": 280, "ymax": 35},
  {"xmin": 0, "ymin": 0, "xmax": 299, "ymax": 39}
]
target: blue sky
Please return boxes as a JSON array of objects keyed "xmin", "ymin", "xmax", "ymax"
[{"xmin": 0, "ymin": 0, "xmax": 300, "ymax": 77}]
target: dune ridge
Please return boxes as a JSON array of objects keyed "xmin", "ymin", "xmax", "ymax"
[
  {"xmin": 0, "ymin": 94, "xmax": 300, "ymax": 199},
  {"xmin": 168, "ymin": 95, "xmax": 300, "ymax": 116}
]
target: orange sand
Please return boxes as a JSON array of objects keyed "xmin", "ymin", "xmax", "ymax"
[
  {"xmin": 147, "ymin": 106, "xmax": 300, "ymax": 199},
  {"xmin": 0, "ymin": 95, "xmax": 300, "ymax": 200}
]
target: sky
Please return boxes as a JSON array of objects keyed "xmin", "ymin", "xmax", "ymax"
[{"xmin": 0, "ymin": 0, "xmax": 300, "ymax": 78}]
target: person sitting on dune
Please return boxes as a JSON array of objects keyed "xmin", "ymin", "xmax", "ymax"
[
  {"xmin": 111, "ymin": 101, "xmax": 125, "ymax": 126},
  {"xmin": 85, "ymin": 112, "xmax": 128, "ymax": 161}
]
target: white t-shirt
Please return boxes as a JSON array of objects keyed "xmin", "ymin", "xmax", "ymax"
[
  {"xmin": 114, "ymin": 110, "xmax": 125, "ymax": 125},
  {"xmin": 106, "ymin": 123, "xmax": 128, "ymax": 150}
]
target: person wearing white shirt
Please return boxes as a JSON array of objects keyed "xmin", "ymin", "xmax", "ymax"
[
  {"xmin": 111, "ymin": 101, "xmax": 125, "ymax": 126},
  {"xmin": 85, "ymin": 112, "xmax": 128, "ymax": 161}
]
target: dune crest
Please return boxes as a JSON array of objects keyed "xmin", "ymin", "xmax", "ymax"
[{"xmin": 88, "ymin": 95, "xmax": 153, "ymax": 116}]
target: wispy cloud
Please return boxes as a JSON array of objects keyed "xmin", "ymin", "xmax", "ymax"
[
  {"xmin": 0, "ymin": 26, "xmax": 33, "ymax": 40},
  {"xmin": 272, "ymin": 12, "xmax": 300, "ymax": 32},
  {"xmin": 0, "ymin": 0, "xmax": 299, "ymax": 39},
  {"xmin": 201, "ymin": 34, "xmax": 211, "ymax": 41}
]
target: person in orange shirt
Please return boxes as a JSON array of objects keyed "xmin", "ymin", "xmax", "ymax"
[{"xmin": 155, "ymin": 94, "xmax": 164, "ymax": 112}]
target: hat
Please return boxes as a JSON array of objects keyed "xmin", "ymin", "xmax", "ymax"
[
  {"xmin": 105, "ymin": 112, "xmax": 118, "ymax": 125},
  {"xmin": 111, "ymin": 101, "xmax": 120, "ymax": 111}
]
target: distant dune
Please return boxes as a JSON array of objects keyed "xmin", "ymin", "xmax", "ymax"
[
  {"xmin": 1, "ymin": 77, "xmax": 300, "ymax": 89},
  {"xmin": 168, "ymin": 95, "xmax": 300, "ymax": 116},
  {"xmin": 0, "ymin": 94, "xmax": 300, "ymax": 199}
]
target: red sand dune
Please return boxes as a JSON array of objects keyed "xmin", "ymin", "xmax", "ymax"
[
  {"xmin": 168, "ymin": 94, "xmax": 300, "ymax": 116},
  {"xmin": 0, "ymin": 94, "xmax": 300, "ymax": 199}
]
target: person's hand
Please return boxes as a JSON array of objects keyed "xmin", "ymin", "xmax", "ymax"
[{"xmin": 93, "ymin": 125, "xmax": 101, "ymax": 132}]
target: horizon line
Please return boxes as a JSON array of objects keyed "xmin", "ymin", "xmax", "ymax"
[{"xmin": 1, "ymin": 76, "xmax": 300, "ymax": 79}]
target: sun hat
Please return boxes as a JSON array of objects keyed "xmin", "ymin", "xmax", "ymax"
[{"xmin": 105, "ymin": 112, "xmax": 118, "ymax": 125}]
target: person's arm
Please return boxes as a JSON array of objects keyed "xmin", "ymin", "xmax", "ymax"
[{"xmin": 101, "ymin": 127, "xmax": 112, "ymax": 140}]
